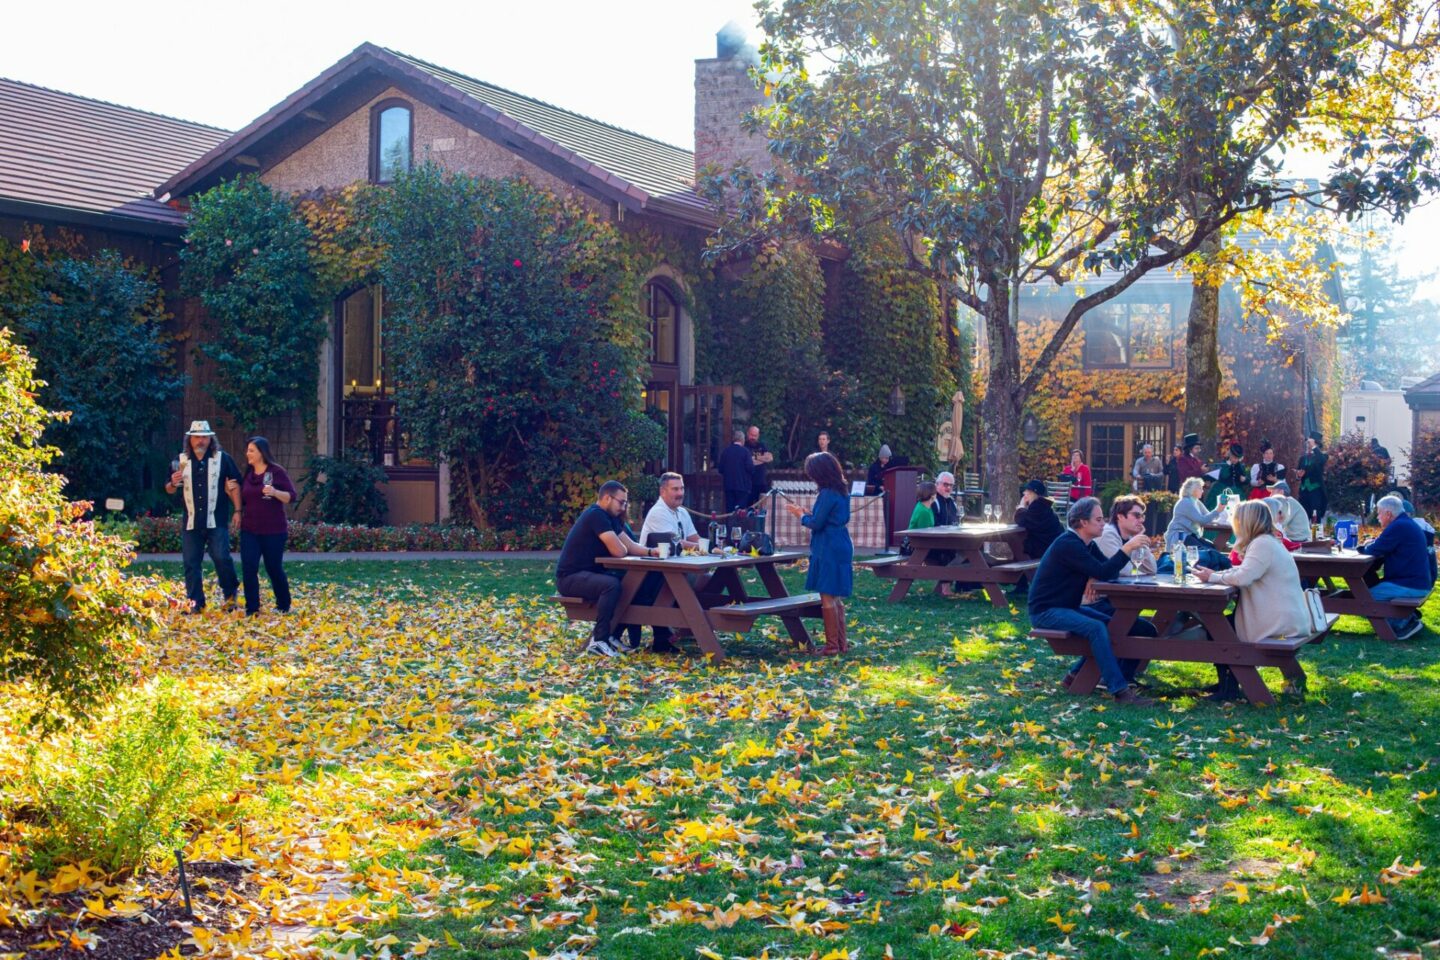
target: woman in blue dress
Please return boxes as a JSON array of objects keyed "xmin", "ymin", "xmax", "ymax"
[{"xmin": 785, "ymin": 451, "xmax": 853, "ymax": 655}]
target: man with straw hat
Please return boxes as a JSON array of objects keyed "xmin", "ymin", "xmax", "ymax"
[{"xmin": 165, "ymin": 420, "xmax": 243, "ymax": 613}]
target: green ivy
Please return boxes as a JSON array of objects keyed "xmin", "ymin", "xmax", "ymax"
[
  {"xmin": 1, "ymin": 240, "xmax": 185, "ymax": 512},
  {"xmin": 301, "ymin": 452, "xmax": 390, "ymax": 527},
  {"xmin": 825, "ymin": 232, "xmax": 958, "ymax": 472},
  {"xmin": 366, "ymin": 164, "xmax": 663, "ymax": 527},
  {"xmin": 180, "ymin": 176, "xmax": 326, "ymax": 430}
]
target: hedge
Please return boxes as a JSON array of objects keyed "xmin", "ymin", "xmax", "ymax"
[{"xmin": 110, "ymin": 517, "xmax": 568, "ymax": 554}]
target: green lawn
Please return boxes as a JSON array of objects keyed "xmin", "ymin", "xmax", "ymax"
[{"xmin": 130, "ymin": 558, "xmax": 1440, "ymax": 959}]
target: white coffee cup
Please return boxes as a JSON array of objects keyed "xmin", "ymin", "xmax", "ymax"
[{"xmin": 656, "ymin": 542, "xmax": 671, "ymax": 559}]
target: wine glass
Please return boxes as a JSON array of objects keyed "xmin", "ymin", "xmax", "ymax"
[
  {"xmin": 263, "ymin": 470, "xmax": 274, "ymax": 501},
  {"xmin": 983, "ymin": 503, "xmax": 993, "ymax": 524},
  {"xmin": 1185, "ymin": 545, "xmax": 1199, "ymax": 576}
]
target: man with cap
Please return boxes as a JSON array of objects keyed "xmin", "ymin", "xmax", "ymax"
[
  {"xmin": 1295, "ymin": 432, "xmax": 1328, "ymax": 523},
  {"xmin": 165, "ymin": 420, "xmax": 243, "ymax": 613},
  {"xmin": 1176, "ymin": 434, "xmax": 1207, "ymax": 485},
  {"xmin": 1265, "ymin": 481, "xmax": 1312, "ymax": 542}
]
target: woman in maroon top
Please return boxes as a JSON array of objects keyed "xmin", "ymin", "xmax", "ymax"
[{"xmin": 239, "ymin": 436, "xmax": 297, "ymax": 615}]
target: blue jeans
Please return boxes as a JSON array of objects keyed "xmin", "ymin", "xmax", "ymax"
[
  {"xmin": 1032, "ymin": 605, "xmax": 1137, "ymax": 694},
  {"xmin": 240, "ymin": 531, "xmax": 291, "ymax": 614},
  {"xmin": 1370, "ymin": 581, "xmax": 1431, "ymax": 632},
  {"xmin": 181, "ymin": 524, "xmax": 238, "ymax": 611}
]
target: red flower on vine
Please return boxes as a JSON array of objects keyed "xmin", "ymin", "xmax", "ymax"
[{"xmin": 513, "ymin": 259, "xmax": 523, "ymax": 267}]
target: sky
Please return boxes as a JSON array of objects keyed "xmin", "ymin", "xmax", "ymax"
[{"xmin": 4, "ymin": 0, "xmax": 1436, "ymax": 296}]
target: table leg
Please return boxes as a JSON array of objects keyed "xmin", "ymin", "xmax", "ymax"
[
  {"xmin": 1347, "ymin": 578, "xmax": 1400, "ymax": 641},
  {"xmin": 1194, "ymin": 610, "xmax": 1275, "ymax": 705},
  {"xmin": 1068, "ymin": 659, "xmax": 1102, "ymax": 695},
  {"xmin": 665, "ymin": 570, "xmax": 726, "ymax": 661},
  {"xmin": 707, "ymin": 567, "xmax": 750, "ymax": 603},
  {"xmin": 1276, "ymin": 658, "xmax": 1307, "ymax": 696},
  {"xmin": 887, "ymin": 546, "xmax": 927, "ymax": 602},
  {"xmin": 756, "ymin": 562, "xmax": 814, "ymax": 650},
  {"xmin": 963, "ymin": 547, "xmax": 1008, "ymax": 608}
]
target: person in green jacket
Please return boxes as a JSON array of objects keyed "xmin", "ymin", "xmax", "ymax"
[{"xmin": 909, "ymin": 480, "xmax": 938, "ymax": 531}]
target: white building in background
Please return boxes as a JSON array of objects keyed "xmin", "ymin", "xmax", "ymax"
[{"xmin": 1340, "ymin": 378, "xmax": 1423, "ymax": 484}]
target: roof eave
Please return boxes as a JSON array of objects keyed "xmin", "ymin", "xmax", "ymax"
[{"xmin": 0, "ymin": 196, "xmax": 186, "ymax": 238}]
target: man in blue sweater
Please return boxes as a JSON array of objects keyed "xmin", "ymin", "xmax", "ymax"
[
  {"xmin": 1029, "ymin": 497, "xmax": 1155, "ymax": 705},
  {"xmin": 1361, "ymin": 494, "xmax": 1434, "ymax": 639}
]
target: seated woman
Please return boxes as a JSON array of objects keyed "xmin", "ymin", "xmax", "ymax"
[
  {"xmin": 1261, "ymin": 497, "xmax": 1303, "ymax": 551},
  {"xmin": 1194, "ymin": 500, "xmax": 1310, "ymax": 700},
  {"xmin": 1164, "ymin": 477, "xmax": 1231, "ymax": 569}
]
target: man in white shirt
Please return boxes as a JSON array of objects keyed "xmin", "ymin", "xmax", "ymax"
[
  {"xmin": 1096, "ymin": 495, "xmax": 1159, "ymax": 574},
  {"xmin": 640, "ymin": 472, "xmax": 700, "ymax": 547}
]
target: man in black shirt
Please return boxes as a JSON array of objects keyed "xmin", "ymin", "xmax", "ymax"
[
  {"xmin": 717, "ymin": 430, "xmax": 754, "ymax": 511},
  {"xmin": 555, "ymin": 480, "xmax": 663, "ymax": 657},
  {"xmin": 745, "ymin": 425, "xmax": 774, "ymax": 505},
  {"xmin": 1028, "ymin": 497, "xmax": 1154, "ymax": 705}
]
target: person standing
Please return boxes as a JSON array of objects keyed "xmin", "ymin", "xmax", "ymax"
[
  {"xmin": 165, "ymin": 420, "xmax": 242, "ymax": 613},
  {"xmin": 1248, "ymin": 440, "xmax": 1285, "ymax": 499},
  {"xmin": 785, "ymin": 452, "xmax": 853, "ymax": 656},
  {"xmin": 1176, "ymin": 434, "xmax": 1207, "ymax": 486},
  {"xmin": 555, "ymin": 481, "xmax": 665, "ymax": 657},
  {"xmin": 1062, "ymin": 450, "xmax": 1092, "ymax": 502},
  {"xmin": 238, "ymin": 436, "xmax": 297, "ymax": 616},
  {"xmin": 1132, "ymin": 443, "xmax": 1164, "ymax": 492},
  {"xmin": 1207, "ymin": 443, "xmax": 1248, "ymax": 507},
  {"xmin": 1295, "ymin": 431, "xmax": 1328, "ymax": 524},
  {"xmin": 1371, "ymin": 437, "xmax": 1393, "ymax": 483},
  {"xmin": 817, "ymin": 431, "xmax": 832, "ymax": 455},
  {"xmin": 717, "ymin": 430, "xmax": 754, "ymax": 512},
  {"xmin": 866, "ymin": 444, "xmax": 893, "ymax": 494},
  {"xmin": 745, "ymin": 425, "xmax": 774, "ymax": 505}
]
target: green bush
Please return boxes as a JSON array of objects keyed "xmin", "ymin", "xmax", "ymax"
[
  {"xmin": 1406, "ymin": 425, "xmax": 1440, "ymax": 512},
  {"xmin": 26, "ymin": 677, "xmax": 240, "ymax": 874},
  {"xmin": 301, "ymin": 452, "xmax": 389, "ymax": 527},
  {"xmin": 0, "ymin": 327, "xmax": 169, "ymax": 730}
]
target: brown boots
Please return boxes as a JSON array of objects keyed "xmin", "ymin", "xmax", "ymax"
[{"xmin": 813, "ymin": 597, "xmax": 849, "ymax": 656}]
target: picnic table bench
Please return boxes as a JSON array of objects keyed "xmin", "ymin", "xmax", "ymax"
[
  {"xmin": 1030, "ymin": 576, "xmax": 1337, "ymax": 704},
  {"xmin": 552, "ymin": 551, "xmax": 820, "ymax": 660},
  {"xmin": 863, "ymin": 523, "xmax": 1033, "ymax": 607},
  {"xmin": 1292, "ymin": 549, "xmax": 1433, "ymax": 640}
]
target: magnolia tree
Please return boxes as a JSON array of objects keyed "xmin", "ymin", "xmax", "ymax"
[{"xmin": 706, "ymin": 0, "xmax": 1440, "ymax": 501}]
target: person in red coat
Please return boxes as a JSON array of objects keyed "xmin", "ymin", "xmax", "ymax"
[{"xmin": 1061, "ymin": 449, "xmax": 1092, "ymax": 502}]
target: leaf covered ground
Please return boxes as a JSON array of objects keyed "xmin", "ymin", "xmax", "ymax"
[{"xmin": 3, "ymin": 559, "xmax": 1439, "ymax": 959}]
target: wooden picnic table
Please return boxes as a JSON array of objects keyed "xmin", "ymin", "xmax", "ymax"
[
  {"xmin": 1044, "ymin": 576, "xmax": 1329, "ymax": 705},
  {"xmin": 555, "ymin": 551, "xmax": 820, "ymax": 660},
  {"xmin": 1291, "ymin": 548, "xmax": 1429, "ymax": 641},
  {"xmin": 861, "ymin": 523, "xmax": 1035, "ymax": 607},
  {"xmin": 1203, "ymin": 521, "xmax": 1234, "ymax": 552}
]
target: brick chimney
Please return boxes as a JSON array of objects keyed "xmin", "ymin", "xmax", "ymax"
[{"xmin": 694, "ymin": 22, "xmax": 773, "ymax": 182}]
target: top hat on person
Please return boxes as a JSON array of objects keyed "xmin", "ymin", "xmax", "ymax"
[
  {"xmin": 1183, "ymin": 433, "xmax": 1200, "ymax": 450},
  {"xmin": 1021, "ymin": 479, "xmax": 1048, "ymax": 498},
  {"xmin": 1229, "ymin": 443, "xmax": 1244, "ymax": 458},
  {"xmin": 185, "ymin": 420, "xmax": 217, "ymax": 437},
  {"xmin": 1259, "ymin": 438, "xmax": 1272, "ymax": 453},
  {"xmin": 1308, "ymin": 430, "xmax": 1323, "ymax": 444}
]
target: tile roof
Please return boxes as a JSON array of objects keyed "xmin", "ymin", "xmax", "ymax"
[
  {"xmin": 378, "ymin": 47, "xmax": 707, "ymax": 218},
  {"xmin": 0, "ymin": 78, "xmax": 230, "ymax": 228}
]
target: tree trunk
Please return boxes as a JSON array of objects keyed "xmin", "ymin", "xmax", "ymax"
[
  {"xmin": 1184, "ymin": 230, "xmax": 1223, "ymax": 454},
  {"xmin": 980, "ymin": 285, "xmax": 1025, "ymax": 512}
]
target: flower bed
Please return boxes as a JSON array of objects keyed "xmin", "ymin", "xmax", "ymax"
[{"xmin": 121, "ymin": 516, "xmax": 567, "ymax": 554}]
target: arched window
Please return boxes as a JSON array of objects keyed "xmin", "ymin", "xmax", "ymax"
[
  {"xmin": 370, "ymin": 99, "xmax": 412, "ymax": 183},
  {"xmin": 646, "ymin": 281, "xmax": 678, "ymax": 365}
]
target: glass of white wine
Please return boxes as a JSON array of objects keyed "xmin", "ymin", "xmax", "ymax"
[
  {"xmin": 1185, "ymin": 545, "xmax": 1200, "ymax": 579},
  {"xmin": 263, "ymin": 470, "xmax": 274, "ymax": 500},
  {"xmin": 983, "ymin": 503, "xmax": 993, "ymax": 524}
]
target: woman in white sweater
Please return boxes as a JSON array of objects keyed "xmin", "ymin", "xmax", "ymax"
[{"xmin": 1195, "ymin": 500, "xmax": 1310, "ymax": 699}]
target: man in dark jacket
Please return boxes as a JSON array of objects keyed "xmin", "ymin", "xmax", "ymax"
[
  {"xmin": 1011, "ymin": 479, "xmax": 1064, "ymax": 599},
  {"xmin": 1028, "ymin": 497, "xmax": 1154, "ymax": 705},
  {"xmin": 717, "ymin": 429, "xmax": 754, "ymax": 512},
  {"xmin": 1360, "ymin": 494, "xmax": 1434, "ymax": 639}
]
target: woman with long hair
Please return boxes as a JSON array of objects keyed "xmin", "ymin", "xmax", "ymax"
[
  {"xmin": 239, "ymin": 436, "xmax": 297, "ymax": 616},
  {"xmin": 785, "ymin": 452, "xmax": 853, "ymax": 656},
  {"xmin": 1195, "ymin": 500, "xmax": 1310, "ymax": 699}
]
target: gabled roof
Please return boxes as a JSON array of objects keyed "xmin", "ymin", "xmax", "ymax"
[
  {"xmin": 1405, "ymin": 371, "xmax": 1440, "ymax": 400},
  {"xmin": 158, "ymin": 43, "xmax": 711, "ymax": 225},
  {"xmin": 0, "ymin": 78, "xmax": 230, "ymax": 229}
]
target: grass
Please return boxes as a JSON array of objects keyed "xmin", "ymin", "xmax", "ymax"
[{"xmin": 50, "ymin": 560, "xmax": 1440, "ymax": 957}]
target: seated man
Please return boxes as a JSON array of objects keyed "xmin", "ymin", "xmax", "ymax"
[
  {"xmin": 928, "ymin": 471, "xmax": 961, "ymax": 595},
  {"xmin": 1028, "ymin": 497, "xmax": 1155, "ymax": 705},
  {"xmin": 638, "ymin": 472, "xmax": 704, "ymax": 653},
  {"xmin": 555, "ymin": 480, "xmax": 664, "ymax": 657},
  {"xmin": 1266, "ymin": 481, "xmax": 1313, "ymax": 541},
  {"xmin": 1360, "ymin": 494, "xmax": 1434, "ymax": 640},
  {"xmin": 1097, "ymin": 495, "xmax": 1161, "ymax": 574}
]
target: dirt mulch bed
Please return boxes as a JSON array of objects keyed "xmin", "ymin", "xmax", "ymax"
[{"xmin": 1, "ymin": 861, "xmax": 254, "ymax": 960}]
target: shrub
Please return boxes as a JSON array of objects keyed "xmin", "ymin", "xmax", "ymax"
[
  {"xmin": 1323, "ymin": 431, "xmax": 1391, "ymax": 515},
  {"xmin": 0, "ymin": 328, "xmax": 169, "ymax": 730},
  {"xmin": 124, "ymin": 516, "xmax": 569, "ymax": 553},
  {"xmin": 301, "ymin": 452, "xmax": 389, "ymax": 526},
  {"xmin": 25, "ymin": 677, "xmax": 239, "ymax": 874},
  {"xmin": 1407, "ymin": 425, "xmax": 1440, "ymax": 512},
  {"xmin": 2, "ymin": 242, "xmax": 186, "ymax": 512}
]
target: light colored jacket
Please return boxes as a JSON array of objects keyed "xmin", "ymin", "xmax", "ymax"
[
  {"xmin": 1210, "ymin": 534, "xmax": 1310, "ymax": 641},
  {"xmin": 1096, "ymin": 523, "xmax": 1156, "ymax": 574},
  {"xmin": 1164, "ymin": 496, "xmax": 1224, "ymax": 552}
]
